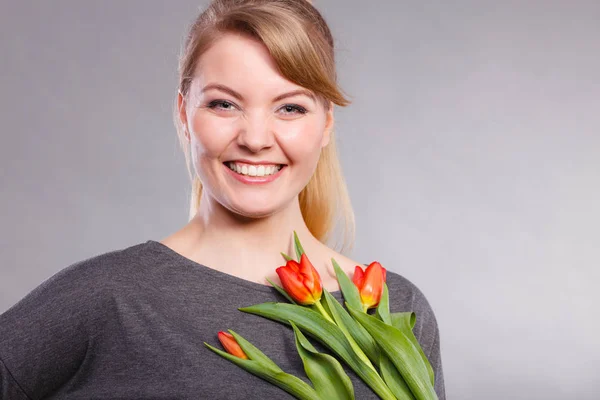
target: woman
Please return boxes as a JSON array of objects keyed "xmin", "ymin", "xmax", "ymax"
[{"xmin": 0, "ymin": 0, "xmax": 445, "ymax": 398}]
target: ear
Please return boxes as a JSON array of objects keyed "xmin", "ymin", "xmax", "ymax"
[
  {"xmin": 177, "ymin": 91, "xmax": 190, "ymax": 142},
  {"xmin": 321, "ymin": 102, "xmax": 334, "ymax": 148}
]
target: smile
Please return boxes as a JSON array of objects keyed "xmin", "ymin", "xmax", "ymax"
[
  {"xmin": 223, "ymin": 162, "xmax": 287, "ymax": 185},
  {"xmin": 225, "ymin": 161, "xmax": 283, "ymax": 177}
]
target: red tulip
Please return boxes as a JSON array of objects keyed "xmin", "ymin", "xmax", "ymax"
[
  {"xmin": 352, "ymin": 262, "xmax": 387, "ymax": 310},
  {"xmin": 218, "ymin": 331, "xmax": 249, "ymax": 359},
  {"xmin": 276, "ymin": 253, "xmax": 323, "ymax": 305}
]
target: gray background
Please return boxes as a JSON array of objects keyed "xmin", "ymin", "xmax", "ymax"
[{"xmin": 1, "ymin": 1, "xmax": 599, "ymax": 399}]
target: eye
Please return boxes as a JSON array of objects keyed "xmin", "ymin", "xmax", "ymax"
[
  {"xmin": 279, "ymin": 104, "xmax": 308, "ymax": 116},
  {"xmin": 205, "ymin": 100, "xmax": 307, "ymax": 116},
  {"xmin": 206, "ymin": 100, "xmax": 238, "ymax": 111}
]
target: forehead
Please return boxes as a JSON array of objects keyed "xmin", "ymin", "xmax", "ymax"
[{"xmin": 194, "ymin": 32, "xmax": 305, "ymax": 95}]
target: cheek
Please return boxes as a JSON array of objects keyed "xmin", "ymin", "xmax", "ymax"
[
  {"xmin": 275, "ymin": 118, "xmax": 325, "ymax": 162},
  {"xmin": 188, "ymin": 112, "xmax": 237, "ymax": 158}
]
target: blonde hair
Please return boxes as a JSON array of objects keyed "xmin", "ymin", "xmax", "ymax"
[{"xmin": 174, "ymin": 0, "xmax": 355, "ymax": 253}]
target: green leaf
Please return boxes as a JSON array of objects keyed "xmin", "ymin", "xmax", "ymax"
[
  {"xmin": 331, "ymin": 258, "xmax": 363, "ymax": 313},
  {"xmin": 239, "ymin": 302, "xmax": 396, "ymax": 400},
  {"xmin": 391, "ymin": 312, "xmax": 416, "ymax": 330},
  {"xmin": 346, "ymin": 302, "xmax": 437, "ymax": 400},
  {"xmin": 374, "ymin": 283, "xmax": 392, "ymax": 325},
  {"xmin": 378, "ymin": 296, "xmax": 433, "ymax": 387},
  {"xmin": 293, "ymin": 230, "xmax": 305, "ymax": 261},
  {"xmin": 281, "ymin": 252, "xmax": 294, "ymax": 262},
  {"xmin": 379, "ymin": 351, "xmax": 416, "ymax": 400},
  {"xmin": 204, "ymin": 337, "xmax": 320, "ymax": 400},
  {"xmin": 389, "ymin": 311, "xmax": 435, "ymax": 386},
  {"xmin": 290, "ymin": 320, "xmax": 355, "ymax": 400},
  {"xmin": 227, "ymin": 329, "xmax": 281, "ymax": 371},
  {"xmin": 375, "ymin": 287, "xmax": 432, "ymax": 392},
  {"xmin": 322, "ymin": 289, "xmax": 380, "ymax": 367},
  {"xmin": 266, "ymin": 277, "xmax": 298, "ymax": 305}
]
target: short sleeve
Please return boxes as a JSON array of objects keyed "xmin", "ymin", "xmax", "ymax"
[
  {"xmin": 0, "ymin": 259, "xmax": 105, "ymax": 399},
  {"xmin": 386, "ymin": 271, "xmax": 446, "ymax": 400}
]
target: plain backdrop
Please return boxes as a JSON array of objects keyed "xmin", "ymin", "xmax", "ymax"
[{"xmin": 1, "ymin": 1, "xmax": 599, "ymax": 399}]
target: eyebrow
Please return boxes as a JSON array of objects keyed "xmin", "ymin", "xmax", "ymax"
[{"xmin": 200, "ymin": 83, "xmax": 317, "ymax": 103}]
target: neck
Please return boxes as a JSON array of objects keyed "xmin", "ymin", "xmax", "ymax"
[{"xmin": 169, "ymin": 193, "xmax": 327, "ymax": 285}]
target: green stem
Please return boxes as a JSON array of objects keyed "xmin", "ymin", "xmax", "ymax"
[
  {"xmin": 345, "ymin": 328, "xmax": 378, "ymax": 373},
  {"xmin": 313, "ymin": 299, "xmax": 336, "ymax": 324},
  {"xmin": 315, "ymin": 299, "xmax": 378, "ymax": 374}
]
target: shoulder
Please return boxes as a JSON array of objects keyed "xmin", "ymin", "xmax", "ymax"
[
  {"xmin": 48, "ymin": 240, "xmax": 157, "ymax": 284},
  {"xmin": 3, "ymin": 241, "xmax": 154, "ymax": 318},
  {"xmin": 384, "ymin": 270, "xmax": 439, "ymax": 327},
  {"xmin": 326, "ymin": 250, "xmax": 439, "ymax": 315},
  {"xmin": 326, "ymin": 251, "xmax": 441, "ymax": 327},
  {"xmin": 385, "ymin": 270, "xmax": 438, "ymax": 316}
]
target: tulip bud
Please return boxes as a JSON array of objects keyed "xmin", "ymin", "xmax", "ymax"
[
  {"xmin": 352, "ymin": 261, "xmax": 387, "ymax": 310},
  {"xmin": 218, "ymin": 331, "xmax": 249, "ymax": 359}
]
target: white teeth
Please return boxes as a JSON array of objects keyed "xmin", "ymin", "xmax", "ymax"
[{"xmin": 227, "ymin": 162, "xmax": 282, "ymax": 177}]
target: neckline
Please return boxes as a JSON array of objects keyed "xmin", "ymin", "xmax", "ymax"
[{"xmin": 145, "ymin": 239, "xmax": 343, "ymax": 297}]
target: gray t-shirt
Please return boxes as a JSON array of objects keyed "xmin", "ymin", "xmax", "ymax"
[{"xmin": 0, "ymin": 240, "xmax": 446, "ymax": 399}]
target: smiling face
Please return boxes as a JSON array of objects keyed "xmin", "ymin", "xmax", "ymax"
[{"xmin": 178, "ymin": 32, "xmax": 334, "ymax": 218}]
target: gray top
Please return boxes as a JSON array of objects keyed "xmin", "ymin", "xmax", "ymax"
[{"xmin": 0, "ymin": 240, "xmax": 446, "ymax": 399}]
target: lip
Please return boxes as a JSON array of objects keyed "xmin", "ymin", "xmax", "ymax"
[
  {"xmin": 223, "ymin": 163, "xmax": 286, "ymax": 185},
  {"xmin": 225, "ymin": 159, "xmax": 287, "ymax": 166}
]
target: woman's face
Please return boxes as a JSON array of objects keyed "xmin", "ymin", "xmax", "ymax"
[{"xmin": 178, "ymin": 32, "xmax": 334, "ymax": 218}]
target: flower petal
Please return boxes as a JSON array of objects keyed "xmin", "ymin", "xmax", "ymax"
[
  {"xmin": 277, "ymin": 266, "xmax": 315, "ymax": 305},
  {"xmin": 286, "ymin": 259, "xmax": 301, "ymax": 273},
  {"xmin": 360, "ymin": 262, "xmax": 386, "ymax": 309},
  {"xmin": 352, "ymin": 266, "xmax": 365, "ymax": 288},
  {"xmin": 298, "ymin": 254, "xmax": 322, "ymax": 302},
  {"xmin": 218, "ymin": 331, "xmax": 249, "ymax": 359}
]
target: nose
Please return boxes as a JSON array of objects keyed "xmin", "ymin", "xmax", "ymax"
[{"xmin": 236, "ymin": 113, "xmax": 275, "ymax": 153}]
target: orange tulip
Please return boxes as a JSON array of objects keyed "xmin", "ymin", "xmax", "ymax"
[
  {"xmin": 352, "ymin": 262, "xmax": 387, "ymax": 310},
  {"xmin": 276, "ymin": 253, "xmax": 323, "ymax": 305},
  {"xmin": 218, "ymin": 331, "xmax": 249, "ymax": 359}
]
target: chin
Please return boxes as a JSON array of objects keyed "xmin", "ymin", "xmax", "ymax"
[
  {"xmin": 225, "ymin": 196, "xmax": 280, "ymax": 219},
  {"xmin": 231, "ymin": 205, "xmax": 279, "ymax": 219}
]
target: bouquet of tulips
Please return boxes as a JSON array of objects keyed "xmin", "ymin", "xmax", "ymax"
[{"xmin": 204, "ymin": 232, "xmax": 437, "ymax": 400}]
